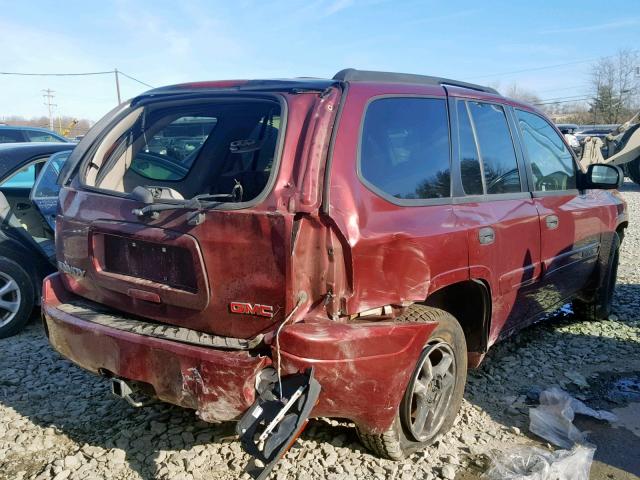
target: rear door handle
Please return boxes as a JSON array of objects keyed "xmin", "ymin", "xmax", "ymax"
[
  {"xmin": 478, "ymin": 227, "xmax": 495, "ymax": 245},
  {"xmin": 546, "ymin": 215, "xmax": 559, "ymax": 230}
]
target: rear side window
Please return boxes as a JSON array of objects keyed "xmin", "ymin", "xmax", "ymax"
[
  {"xmin": 456, "ymin": 101, "xmax": 483, "ymax": 195},
  {"xmin": 0, "ymin": 164, "xmax": 36, "ymax": 188},
  {"xmin": 516, "ymin": 110, "xmax": 576, "ymax": 191},
  {"xmin": 467, "ymin": 101, "xmax": 521, "ymax": 194},
  {"xmin": 0, "ymin": 130, "xmax": 24, "ymax": 143},
  {"xmin": 360, "ymin": 97, "xmax": 450, "ymax": 200}
]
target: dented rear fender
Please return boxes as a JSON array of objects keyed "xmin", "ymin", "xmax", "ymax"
[{"xmin": 275, "ymin": 318, "xmax": 438, "ymax": 433}]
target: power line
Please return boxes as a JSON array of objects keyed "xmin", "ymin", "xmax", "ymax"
[
  {"xmin": 1, "ymin": 68, "xmax": 155, "ymax": 108},
  {"xmin": 0, "ymin": 70, "xmax": 115, "ymax": 76},
  {"xmin": 118, "ymin": 70, "xmax": 154, "ymax": 89},
  {"xmin": 537, "ymin": 93, "xmax": 594, "ymax": 103},
  {"xmin": 0, "ymin": 68, "xmax": 154, "ymax": 89},
  {"xmin": 535, "ymin": 84, "xmax": 591, "ymax": 94},
  {"xmin": 534, "ymin": 97, "xmax": 592, "ymax": 106},
  {"xmin": 468, "ymin": 57, "xmax": 608, "ymax": 80}
]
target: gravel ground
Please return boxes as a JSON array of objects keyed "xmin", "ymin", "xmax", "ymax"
[{"xmin": 1, "ymin": 183, "xmax": 639, "ymax": 480}]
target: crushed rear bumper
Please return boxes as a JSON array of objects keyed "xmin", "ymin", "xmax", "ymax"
[{"xmin": 42, "ymin": 272, "xmax": 269, "ymax": 422}]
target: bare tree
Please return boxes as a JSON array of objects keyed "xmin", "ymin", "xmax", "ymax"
[
  {"xmin": 503, "ymin": 82, "xmax": 541, "ymax": 105},
  {"xmin": 590, "ymin": 49, "xmax": 639, "ymax": 124}
]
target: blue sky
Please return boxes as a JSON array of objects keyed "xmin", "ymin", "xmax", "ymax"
[{"xmin": 1, "ymin": 0, "xmax": 638, "ymax": 121}]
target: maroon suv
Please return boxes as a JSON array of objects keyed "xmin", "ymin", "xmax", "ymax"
[{"xmin": 43, "ymin": 69, "xmax": 627, "ymax": 476}]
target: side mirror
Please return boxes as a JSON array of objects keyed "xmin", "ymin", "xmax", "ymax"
[{"xmin": 579, "ymin": 164, "xmax": 623, "ymax": 190}]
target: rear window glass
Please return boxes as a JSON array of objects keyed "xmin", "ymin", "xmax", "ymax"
[
  {"xmin": 84, "ymin": 99, "xmax": 281, "ymax": 204},
  {"xmin": 360, "ymin": 97, "xmax": 451, "ymax": 200}
]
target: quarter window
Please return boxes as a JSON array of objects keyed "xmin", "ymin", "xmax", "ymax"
[
  {"xmin": 360, "ymin": 97, "xmax": 451, "ymax": 200},
  {"xmin": 516, "ymin": 110, "xmax": 576, "ymax": 191},
  {"xmin": 467, "ymin": 101, "xmax": 521, "ymax": 194}
]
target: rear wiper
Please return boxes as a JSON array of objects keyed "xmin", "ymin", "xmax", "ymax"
[{"xmin": 130, "ymin": 187, "xmax": 223, "ymax": 225}]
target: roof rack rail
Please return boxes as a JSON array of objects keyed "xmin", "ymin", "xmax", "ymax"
[{"xmin": 333, "ymin": 68, "xmax": 499, "ymax": 95}]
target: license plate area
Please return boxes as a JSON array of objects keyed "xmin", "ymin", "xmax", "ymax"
[
  {"xmin": 103, "ymin": 234, "xmax": 197, "ymax": 292},
  {"xmin": 88, "ymin": 221, "xmax": 210, "ymax": 311}
]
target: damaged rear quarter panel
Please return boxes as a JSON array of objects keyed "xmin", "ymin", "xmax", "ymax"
[
  {"xmin": 276, "ymin": 318, "xmax": 437, "ymax": 433},
  {"xmin": 325, "ymin": 83, "xmax": 470, "ymax": 314}
]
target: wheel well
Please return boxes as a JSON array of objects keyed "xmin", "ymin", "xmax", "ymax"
[{"xmin": 423, "ymin": 280, "xmax": 490, "ymax": 354}]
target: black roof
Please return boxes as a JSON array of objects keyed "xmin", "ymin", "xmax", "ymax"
[
  {"xmin": 135, "ymin": 78, "xmax": 337, "ymax": 102},
  {"xmin": 0, "ymin": 143, "xmax": 75, "ymax": 180},
  {"xmin": 333, "ymin": 69, "xmax": 499, "ymax": 94},
  {"xmin": 134, "ymin": 68, "xmax": 498, "ymax": 103}
]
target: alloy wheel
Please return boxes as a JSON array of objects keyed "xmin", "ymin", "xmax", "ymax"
[
  {"xmin": 401, "ymin": 340, "xmax": 457, "ymax": 442},
  {"xmin": 0, "ymin": 271, "xmax": 21, "ymax": 328}
]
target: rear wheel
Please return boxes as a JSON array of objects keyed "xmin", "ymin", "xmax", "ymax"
[
  {"xmin": 627, "ymin": 157, "xmax": 640, "ymax": 185},
  {"xmin": 357, "ymin": 306, "xmax": 467, "ymax": 460},
  {"xmin": 0, "ymin": 256, "xmax": 35, "ymax": 339}
]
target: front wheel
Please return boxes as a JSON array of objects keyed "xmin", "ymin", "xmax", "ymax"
[
  {"xmin": 0, "ymin": 256, "xmax": 35, "ymax": 339},
  {"xmin": 357, "ymin": 305, "xmax": 467, "ymax": 460}
]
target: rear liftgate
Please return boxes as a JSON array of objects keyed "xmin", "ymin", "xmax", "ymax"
[{"xmin": 236, "ymin": 369, "xmax": 321, "ymax": 480}]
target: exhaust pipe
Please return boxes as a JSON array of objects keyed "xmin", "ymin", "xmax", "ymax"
[{"xmin": 110, "ymin": 378, "xmax": 151, "ymax": 408}]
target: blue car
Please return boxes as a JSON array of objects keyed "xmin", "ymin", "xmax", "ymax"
[
  {"xmin": 0, "ymin": 125, "xmax": 70, "ymax": 144},
  {"xmin": 0, "ymin": 142, "xmax": 74, "ymax": 338}
]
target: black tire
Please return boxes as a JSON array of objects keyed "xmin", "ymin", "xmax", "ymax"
[
  {"xmin": 627, "ymin": 157, "xmax": 640, "ymax": 185},
  {"xmin": 0, "ymin": 256, "xmax": 35, "ymax": 339},
  {"xmin": 572, "ymin": 232, "xmax": 620, "ymax": 321},
  {"xmin": 357, "ymin": 305, "xmax": 467, "ymax": 460}
]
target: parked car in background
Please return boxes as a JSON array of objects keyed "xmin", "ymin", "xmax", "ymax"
[
  {"xmin": 0, "ymin": 143, "xmax": 74, "ymax": 338},
  {"xmin": 575, "ymin": 124, "xmax": 618, "ymax": 143},
  {"xmin": 556, "ymin": 123, "xmax": 581, "ymax": 153},
  {"xmin": 42, "ymin": 69, "xmax": 627, "ymax": 478},
  {"xmin": 0, "ymin": 125, "xmax": 70, "ymax": 144}
]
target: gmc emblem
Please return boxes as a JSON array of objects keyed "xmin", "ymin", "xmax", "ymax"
[{"xmin": 229, "ymin": 302, "xmax": 274, "ymax": 318}]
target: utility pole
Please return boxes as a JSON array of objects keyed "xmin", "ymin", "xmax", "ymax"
[
  {"xmin": 42, "ymin": 89, "xmax": 56, "ymax": 131},
  {"xmin": 114, "ymin": 68, "xmax": 122, "ymax": 105}
]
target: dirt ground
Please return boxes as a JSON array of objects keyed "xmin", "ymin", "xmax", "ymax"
[{"xmin": 1, "ymin": 182, "xmax": 639, "ymax": 480}]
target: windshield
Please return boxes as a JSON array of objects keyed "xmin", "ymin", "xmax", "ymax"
[{"xmin": 83, "ymin": 98, "xmax": 282, "ymax": 205}]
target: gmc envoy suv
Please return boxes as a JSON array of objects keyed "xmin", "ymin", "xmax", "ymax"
[{"xmin": 42, "ymin": 69, "xmax": 627, "ymax": 477}]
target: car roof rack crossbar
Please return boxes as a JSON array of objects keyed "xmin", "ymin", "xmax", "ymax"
[{"xmin": 333, "ymin": 68, "xmax": 499, "ymax": 95}]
